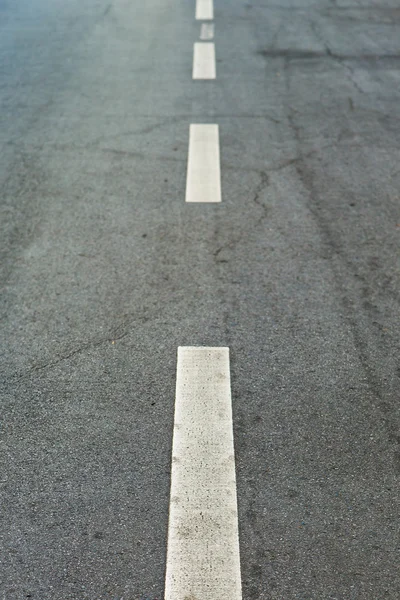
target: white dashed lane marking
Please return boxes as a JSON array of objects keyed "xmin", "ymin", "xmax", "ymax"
[
  {"xmin": 165, "ymin": 347, "xmax": 242, "ymax": 600},
  {"xmin": 200, "ymin": 23, "xmax": 214, "ymax": 40},
  {"xmin": 185, "ymin": 124, "xmax": 221, "ymax": 203},
  {"xmin": 196, "ymin": 0, "xmax": 214, "ymax": 20},
  {"xmin": 193, "ymin": 41, "xmax": 216, "ymax": 80}
]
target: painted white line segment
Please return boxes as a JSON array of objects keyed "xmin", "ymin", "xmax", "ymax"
[
  {"xmin": 196, "ymin": 0, "xmax": 214, "ymax": 20},
  {"xmin": 165, "ymin": 347, "xmax": 242, "ymax": 600},
  {"xmin": 200, "ymin": 22, "xmax": 214, "ymax": 40},
  {"xmin": 186, "ymin": 124, "xmax": 221, "ymax": 203},
  {"xmin": 193, "ymin": 42, "xmax": 216, "ymax": 80}
]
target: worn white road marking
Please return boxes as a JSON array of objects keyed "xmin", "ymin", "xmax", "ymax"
[
  {"xmin": 186, "ymin": 124, "xmax": 221, "ymax": 203},
  {"xmin": 200, "ymin": 22, "xmax": 214, "ymax": 40},
  {"xmin": 196, "ymin": 0, "xmax": 214, "ymax": 20},
  {"xmin": 193, "ymin": 42, "xmax": 216, "ymax": 80},
  {"xmin": 165, "ymin": 347, "xmax": 242, "ymax": 600}
]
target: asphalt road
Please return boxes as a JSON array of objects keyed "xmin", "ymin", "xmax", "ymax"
[{"xmin": 1, "ymin": 0, "xmax": 400, "ymax": 598}]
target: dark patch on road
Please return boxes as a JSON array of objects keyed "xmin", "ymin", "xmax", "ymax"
[
  {"xmin": 257, "ymin": 47, "xmax": 400, "ymax": 67},
  {"xmin": 103, "ymin": 3, "xmax": 112, "ymax": 18}
]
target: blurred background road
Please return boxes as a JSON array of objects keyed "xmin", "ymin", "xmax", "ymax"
[{"xmin": 1, "ymin": 0, "xmax": 400, "ymax": 598}]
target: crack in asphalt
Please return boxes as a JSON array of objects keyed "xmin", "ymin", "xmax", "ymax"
[
  {"xmin": 278, "ymin": 47, "xmax": 400, "ymax": 456},
  {"xmin": 101, "ymin": 147, "xmax": 186, "ymax": 163},
  {"xmin": 258, "ymin": 48, "xmax": 400, "ymax": 64},
  {"xmin": 4, "ymin": 314, "xmax": 152, "ymax": 382},
  {"xmin": 102, "ymin": 3, "xmax": 112, "ymax": 18},
  {"xmin": 213, "ymin": 171, "xmax": 270, "ymax": 264},
  {"xmin": 213, "ymin": 128, "xmax": 368, "ymax": 265}
]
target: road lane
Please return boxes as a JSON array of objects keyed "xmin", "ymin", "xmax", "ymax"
[
  {"xmin": 193, "ymin": 41, "xmax": 217, "ymax": 80},
  {"xmin": 200, "ymin": 23, "xmax": 215, "ymax": 41},
  {"xmin": 165, "ymin": 347, "xmax": 241, "ymax": 600},
  {"xmin": 186, "ymin": 124, "xmax": 221, "ymax": 203},
  {"xmin": 196, "ymin": 0, "xmax": 214, "ymax": 21},
  {"xmin": 1, "ymin": 0, "xmax": 400, "ymax": 599}
]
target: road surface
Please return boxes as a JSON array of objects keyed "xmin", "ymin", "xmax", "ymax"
[{"xmin": 1, "ymin": 0, "xmax": 400, "ymax": 598}]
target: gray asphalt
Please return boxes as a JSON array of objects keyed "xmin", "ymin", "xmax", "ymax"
[{"xmin": 1, "ymin": 0, "xmax": 400, "ymax": 598}]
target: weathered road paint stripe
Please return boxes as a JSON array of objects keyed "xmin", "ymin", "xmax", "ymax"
[
  {"xmin": 165, "ymin": 347, "xmax": 242, "ymax": 600},
  {"xmin": 196, "ymin": 0, "xmax": 214, "ymax": 20},
  {"xmin": 185, "ymin": 124, "xmax": 221, "ymax": 203},
  {"xmin": 200, "ymin": 22, "xmax": 214, "ymax": 40},
  {"xmin": 193, "ymin": 42, "xmax": 216, "ymax": 80}
]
